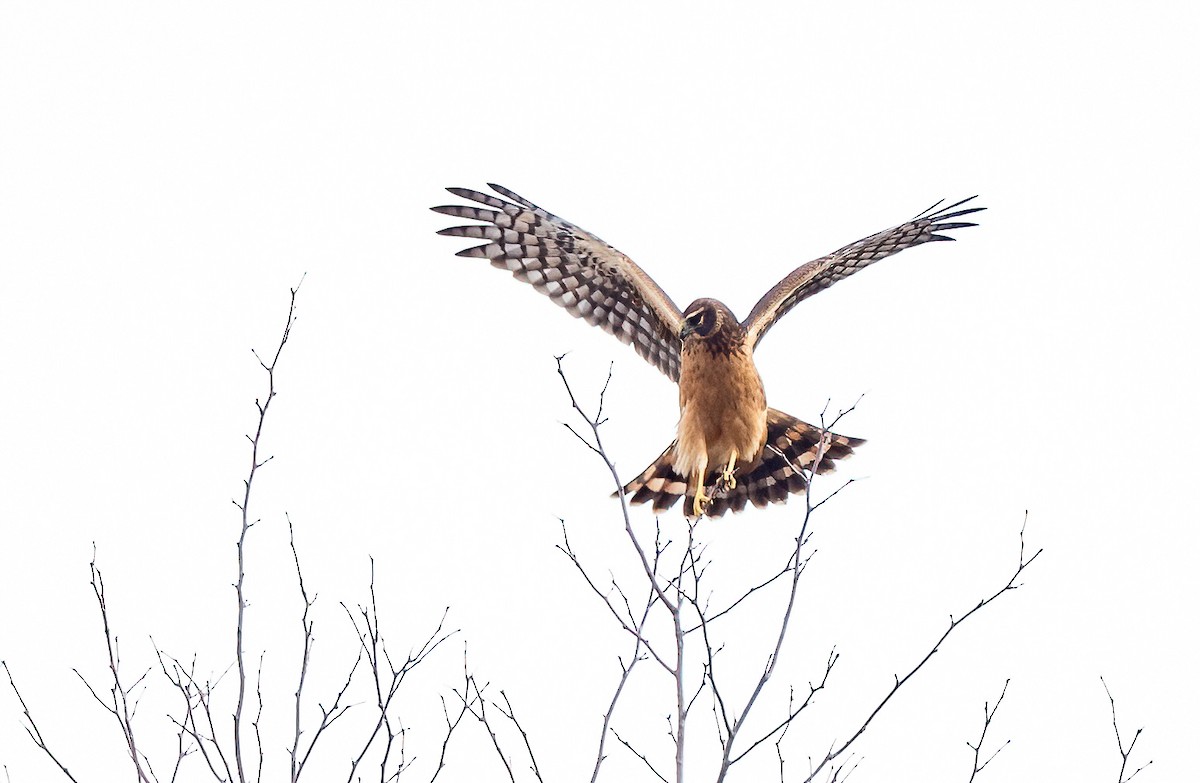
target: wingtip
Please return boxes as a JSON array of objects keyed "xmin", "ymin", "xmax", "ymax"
[
  {"xmin": 941, "ymin": 195, "xmax": 984, "ymax": 213},
  {"xmin": 916, "ymin": 197, "xmax": 946, "ymax": 218},
  {"xmin": 920, "ymin": 194, "xmax": 986, "ymax": 220}
]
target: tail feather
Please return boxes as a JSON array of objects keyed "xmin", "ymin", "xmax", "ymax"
[{"xmin": 619, "ymin": 408, "xmax": 864, "ymax": 517}]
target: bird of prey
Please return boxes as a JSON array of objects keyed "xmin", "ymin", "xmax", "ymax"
[{"xmin": 432, "ymin": 185, "xmax": 982, "ymax": 517}]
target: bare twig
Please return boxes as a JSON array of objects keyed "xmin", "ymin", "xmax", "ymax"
[
  {"xmin": 452, "ymin": 669, "xmax": 545, "ymax": 783},
  {"xmin": 496, "ymin": 692, "xmax": 545, "ymax": 783},
  {"xmin": 288, "ymin": 512, "xmax": 315, "ymax": 782},
  {"xmin": 154, "ymin": 646, "xmax": 236, "ymax": 782},
  {"xmin": 709, "ymin": 407, "xmax": 854, "ymax": 780},
  {"xmin": 430, "ymin": 647, "xmax": 485, "ymax": 783},
  {"xmin": 802, "ymin": 520, "xmax": 1042, "ymax": 783},
  {"xmin": 557, "ymin": 524, "xmax": 673, "ymax": 674},
  {"xmin": 342, "ymin": 561, "xmax": 456, "ymax": 783},
  {"xmin": 611, "ymin": 729, "xmax": 670, "ymax": 783},
  {"xmin": 585, "ymin": 576, "xmax": 655, "ymax": 783},
  {"xmin": 251, "ymin": 653, "xmax": 265, "ymax": 783},
  {"xmin": 554, "ymin": 356, "xmax": 688, "ymax": 782},
  {"xmin": 461, "ymin": 676, "xmax": 515, "ymax": 783},
  {"xmin": 286, "ymin": 516, "xmax": 363, "ymax": 782},
  {"xmin": 69, "ymin": 555, "xmax": 153, "ymax": 782},
  {"xmin": 966, "ymin": 680, "xmax": 1011, "ymax": 781},
  {"xmin": 231, "ymin": 277, "xmax": 304, "ymax": 783},
  {"xmin": 3, "ymin": 661, "xmax": 81, "ymax": 782},
  {"xmin": 1102, "ymin": 677, "xmax": 1152, "ymax": 783},
  {"xmin": 729, "ymin": 649, "xmax": 837, "ymax": 769},
  {"xmin": 683, "ymin": 556, "xmax": 794, "ymax": 633}
]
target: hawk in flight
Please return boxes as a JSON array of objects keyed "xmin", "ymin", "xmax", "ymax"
[{"xmin": 433, "ymin": 185, "xmax": 982, "ymax": 517}]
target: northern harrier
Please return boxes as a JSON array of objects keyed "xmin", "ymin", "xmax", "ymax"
[{"xmin": 433, "ymin": 185, "xmax": 982, "ymax": 517}]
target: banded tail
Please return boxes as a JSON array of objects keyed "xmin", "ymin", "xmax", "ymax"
[{"xmin": 620, "ymin": 408, "xmax": 864, "ymax": 517}]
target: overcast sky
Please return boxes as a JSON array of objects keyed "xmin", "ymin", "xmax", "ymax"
[{"xmin": 2, "ymin": 2, "xmax": 1197, "ymax": 781}]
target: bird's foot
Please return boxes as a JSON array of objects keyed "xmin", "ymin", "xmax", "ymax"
[
  {"xmin": 692, "ymin": 487, "xmax": 712, "ymax": 518},
  {"xmin": 718, "ymin": 451, "xmax": 739, "ymax": 491}
]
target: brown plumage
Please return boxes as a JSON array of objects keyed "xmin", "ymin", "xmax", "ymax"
[{"xmin": 433, "ymin": 185, "xmax": 982, "ymax": 517}]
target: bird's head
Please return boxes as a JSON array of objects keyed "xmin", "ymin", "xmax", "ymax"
[{"xmin": 680, "ymin": 298, "xmax": 737, "ymax": 343}]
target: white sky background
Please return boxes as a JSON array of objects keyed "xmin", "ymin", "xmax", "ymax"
[{"xmin": 1, "ymin": 1, "xmax": 1197, "ymax": 780}]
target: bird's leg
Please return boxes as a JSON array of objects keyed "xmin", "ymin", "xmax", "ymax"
[
  {"xmin": 692, "ymin": 481, "xmax": 711, "ymax": 518},
  {"xmin": 690, "ymin": 458, "xmax": 711, "ymax": 518},
  {"xmin": 718, "ymin": 450, "xmax": 739, "ymax": 491}
]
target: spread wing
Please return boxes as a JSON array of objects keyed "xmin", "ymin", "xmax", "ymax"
[
  {"xmin": 432, "ymin": 184, "xmax": 685, "ymax": 380},
  {"xmin": 742, "ymin": 197, "xmax": 984, "ymax": 349}
]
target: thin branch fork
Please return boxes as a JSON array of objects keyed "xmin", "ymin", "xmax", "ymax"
[
  {"xmin": 286, "ymin": 516, "xmax": 362, "ymax": 783},
  {"xmin": 557, "ymin": 523, "xmax": 659, "ymax": 783},
  {"xmin": 154, "ymin": 646, "xmax": 236, "ymax": 782},
  {"xmin": 556, "ymin": 523, "xmax": 674, "ymax": 675},
  {"xmin": 589, "ymin": 624, "xmax": 652, "ymax": 783},
  {"xmin": 430, "ymin": 647, "xmax": 487, "ymax": 783},
  {"xmin": 64, "ymin": 554, "xmax": 155, "ymax": 783},
  {"xmin": 456, "ymin": 673, "xmax": 545, "ymax": 783},
  {"xmin": 966, "ymin": 679, "xmax": 1011, "ymax": 782},
  {"xmin": 1102, "ymin": 677, "xmax": 1152, "ymax": 783},
  {"xmin": 340, "ymin": 560, "xmax": 457, "ymax": 783}
]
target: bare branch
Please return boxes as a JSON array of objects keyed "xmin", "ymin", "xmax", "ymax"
[
  {"xmin": 611, "ymin": 729, "xmax": 670, "ymax": 783},
  {"xmin": 496, "ymin": 691, "xmax": 545, "ymax": 783},
  {"xmin": 555, "ymin": 356, "xmax": 690, "ymax": 783},
  {"xmin": 683, "ymin": 556, "xmax": 794, "ymax": 633},
  {"xmin": 430, "ymin": 647, "xmax": 484, "ymax": 783},
  {"xmin": 342, "ymin": 561, "xmax": 457, "ymax": 783},
  {"xmin": 733, "ymin": 649, "xmax": 838, "ymax": 767},
  {"xmin": 556, "ymin": 523, "xmax": 673, "ymax": 673},
  {"xmin": 3, "ymin": 661, "xmax": 82, "ymax": 782},
  {"xmin": 803, "ymin": 521, "xmax": 1042, "ymax": 782},
  {"xmin": 589, "ymin": 645, "xmax": 648, "ymax": 783},
  {"xmin": 252, "ymin": 654, "xmax": 265, "ymax": 783},
  {"xmin": 460, "ymin": 677, "xmax": 516, "ymax": 783},
  {"xmin": 63, "ymin": 555, "xmax": 155, "ymax": 782},
  {"xmin": 715, "ymin": 421, "xmax": 842, "ymax": 780},
  {"xmin": 1102, "ymin": 677, "xmax": 1152, "ymax": 783},
  {"xmin": 288, "ymin": 513, "xmax": 316, "ymax": 783},
  {"xmin": 234, "ymin": 277, "xmax": 304, "ymax": 783},
  {"xmin": 554, "ymin": 355, "xmax": 677, "ymax": 617},
  {"xmin": 966, "ymin": 679, "xmax": 1011, "ymax": 781},
  {"xmin": 285, "ymin": 516, "xmax": 364, "ymax": 782},
  {"xmin": 153, "ymin": 645, "xmax": 236, "ymax": 782}
]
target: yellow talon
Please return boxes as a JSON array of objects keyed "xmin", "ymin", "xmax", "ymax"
[
  {"xmin": 692, "ymin": 486, "xmax": 712, "ymax": 518},
  {"xmin": 719, "ymin": 450, "xmax": 739, "ymax": 491}
]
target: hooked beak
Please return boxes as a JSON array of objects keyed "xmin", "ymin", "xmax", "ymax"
[{"xmin": 680, "ymin": 321, "xmax": 696, "ymax": 340}]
